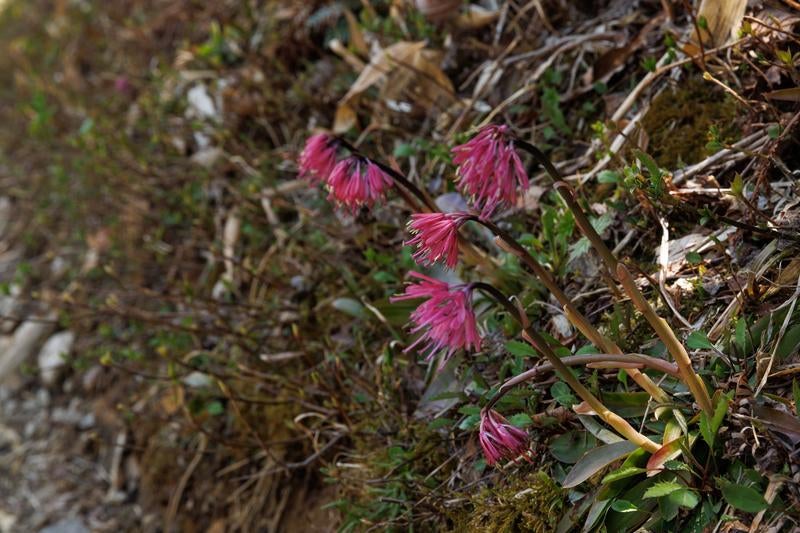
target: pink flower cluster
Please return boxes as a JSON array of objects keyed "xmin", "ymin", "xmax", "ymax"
[
  {"xmin": 327, "ymin": 157, "xmax": 393, "ymax": 212},
  {"xmin": 298, "ymin": 134, "xmax": 392, "ymax": 210},
  {"xmin": 299, "ymin": 133, "xmax": 337, "ymax": 183},
  {"xmin": 405, "ymin": 212, "xmax": 470, "ymax": 270},
  {"xmin": 479, "ymin": 409, "xmax": 531, "ymax": 465},
  {"xmin": 452, "ymin": 124, "xmax": 529, "ymax": 219},
  {"xmin": 390, "ymin": 272, "xmax": 480, "ymax": 365}
]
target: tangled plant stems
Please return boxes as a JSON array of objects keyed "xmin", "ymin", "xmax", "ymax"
[{"xmin": 298, "ymin": 124, "xmax": 715, "ymax": 464}]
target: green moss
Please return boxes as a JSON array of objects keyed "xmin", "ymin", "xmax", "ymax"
[
  {"xmin": 640, "ymin": 76, "xmax": 739, "ymax": 168},
  {"xmin": 452, "ymin": 471, "xmax": 565, "ymax": 533}
]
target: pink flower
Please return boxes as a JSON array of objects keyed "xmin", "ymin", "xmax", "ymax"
[
  {"xmin": 405, "ymin": 212, "xmax": 470, "ymax": 269},
  {"xmin": 451, "ymin": 125, "xmax": 529, "ymax": 219},
  {"xmin": 390, "ymin": 272, "xmax": 480, "ymax": 365},
  {"xmin": 326, "ymin": 157, "xmax": 393, "ymax": 211},
  {"xmin": 299, "ymin": 133, "xmax": 338, "ymax": 183},
  {"xmin": 479, "ymin": 409, "xmax": 531, "ymax": 466}
]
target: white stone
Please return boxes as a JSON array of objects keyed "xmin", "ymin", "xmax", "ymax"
[
  {"xmin": 37, "ymin": 331, "xmax": 75, "ymax": 386},
  {"xmin": 0, "ymin": 317, "xmax": 55, "ymax": 383}
]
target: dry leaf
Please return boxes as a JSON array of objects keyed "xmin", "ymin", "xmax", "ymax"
[
  {"xmin": 764, "ymin": 87, "xmax": 800, "ymax": 102},
  {"xmin": 333, "ymin": 102, "xmax": 358, "ymax": 133},
  {"xmin": 456, "ymin": 5, "xmax": 500, "ymax": 30},
  {"xmin": 343, "ymin": 9, "xmax": 368, "ymax": 56},
  {"xmin": 334, "ymin": 40, "xmax": 454, "ymax": 131},
  {"xmin": 415, "ymin": 0, "xmax": 461, "ymax": 22},
  {"xmin": 692, "ymin": 0, "xmax": 747, "ymax": 47}
]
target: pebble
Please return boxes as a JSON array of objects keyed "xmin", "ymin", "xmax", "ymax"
[
  {"xmin": 37, "ymin": 331, "xmax": 75, "ymax": 386},
  {"xmin": 38, "ymin": 517, "xmax": 90, "ymax": 533}
]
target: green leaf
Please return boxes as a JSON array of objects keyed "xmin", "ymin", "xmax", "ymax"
[
  {"xmin": 643, "ymin": 480, "xmax": 683, "ymax": 499},
  {"xmin": 541, "ymin": 87, "xmax": 571, "ymax": 135},
  {"xmin": 505, "ymin": 340, "xmax": 537, "ymax": 358},
  {"xmin": 610, "ymin": 500, "xmax": 639, "ymax": 513},
  {"xmin": 508, "ymin": 413, "xmax": 533, "ymax": 428},
  {"xmin": 720, "ymin": 483, "xmax": 769, "ymax": 513},
  {"xmin": 331, "ymin": 297, "xmax": 367, "ymax": 319},
  {"xmin": 601, "ymin": 391, "xmax": 650, "ymax": 417},
  {"xmin": 549, "ymin": 430, "xmax": 596, "ymax": 464},
  {"xmin": 597, "ymin": 170, "xmax": 620, "ymax": 184},
  {"xmin": 551, "ymin": 381, "xmax": 578, "ymax": 407},
  {"xmin": 458, "ymin": 413, "xmax": 480, "ymax": 430},
  {"xmin": 602, "ymin": 466, "xmax": 646, "ymax": 484},
  {"xmin": 686, "ymin": 251, "xmax": 703, "ymax": 265},
  {"xmin": 668, "ymin": 489, "xmax": 700, "ymax": 509},
  {"xmin": 562, "ymin": 441, "xmax": 638, "ymax": 488},
  {"xmin": 700, "ymin": 393, "xmax": 730, "ymax": 448},
  {"xmin": 793, "ymin": 379, "xmax": 800, "ymax": 414},
  {"xmin": 567, "ymin": 236, "xmax": 591, "ymax": 263},
  {"xmin": 206, "ymin": 400, "xmax": 225, "ymax": 416},
  {"xmin": 775, "ymin": 323, "xmax": 800, "ymax": 359},
  {"xmin": 687, "ymin": 331, "xmax": 715, "ymax": 350},
  {"xmin": 427, "ymin": 417, "xmax": 455, "ymax": 430}
]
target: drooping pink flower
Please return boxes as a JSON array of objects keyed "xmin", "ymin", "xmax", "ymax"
[
  {"xmin": 326, "ymin": 157, "xmax": 393, "ymax": 211},
  {"xmin": 405, "ymin": 212, "xmax": 470, "ymax": 269},
  {"xmin": 299, "ymin": 133, "xmax": 338, "ymax": 183},
  {"xmin": 479, "ymin": 409, "xmax": 531, "ymax": 466},
  {"xmin": 451, "ymin": 124, "xmax": 529, "ymax": 219},
  {"xmin": 390, "ymin": 272, "xmax": 480, "ymax": 365}
]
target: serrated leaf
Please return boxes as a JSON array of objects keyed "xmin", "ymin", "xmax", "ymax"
[
  {"xmin": 508, "ymin": 413, "xmax": 533, "ymax": 428},
  {"xmin": 643, "ymin": 481, "xmax": 683, "ymax": 499},
  {"xmin": 458, "ymin": 413, "xmax": 480, "ymax": 430},
  {"xmin": 686, "ymin": 331, "xmax": 715, "ymax": 350},
  {"xmin": 562, "ymin": 441, "xmax": 638, "ymax": 488},
  {"xmin": 720, "ymin": 483, "xmax": 768, "ymax": 513},
  {"xmin": 602, "ymin": 466, "xmax": 646, "ymax": 484},
  {"xmin": 551, "ymin": 381, "xmax": 578, "ymax": 407},
  {"xmin": 662, "ymin": 460, "xmax": 691, "ymax": 472}
]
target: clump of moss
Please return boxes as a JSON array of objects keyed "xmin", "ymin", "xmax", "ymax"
[
  {"xmin": 457, "ymin": 471, "xmax": 565, "ymax": 533},
  {"xmin": 640, "ymin": 76, "xmax": 739, "ymax": 168}
]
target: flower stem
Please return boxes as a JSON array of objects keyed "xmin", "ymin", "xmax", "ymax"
[
  {"xmin": 513, "ymin": 139, "xmax": 621, "ymax": 292},
  {"xmin": 473, "ymin": 282, "xmax": 661, "ymax": 453},
  {"xmin": 468, "ymin": 216, "xmax": 669, "ymax": 403},
  {"xmin": 616, "ymin": 264, "xmax": 713, "ymax": 414}
]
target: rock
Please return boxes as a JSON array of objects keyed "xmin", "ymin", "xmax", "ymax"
[
  {"xmin": 0, "ymin": 284, "xmax": 22, "ymax": 333},
  {"xmin": 182, "ymin": 371, "xmax": 212, "ymax": 388},
  {"xmin": 38, "ymin": 517, "xmax": 90, "ymax": 533},
  {"xmin": 51, "ymin": 399, "xmax": 84, "ymax": 426},
  {"xmin": 0, "ymin": 509, "xmax": 17, "ymax": 533},
  {"xmin": 187, "ymin": 84, "xmax": 219, "ymax": 122},
  {"xmin": 0, "ymin": 316, "xmax": 55, "ymax": 384},
  {"xmin": 81, "ymin": 365, "xmax": 103, "ymax": 392},
  {"xmin": 37, "ymin": 331, "xmax": 75, "ymax": 386},
  {"xmin": 190, "ymin": 147, "xmax": 223, "ymax": 168}
]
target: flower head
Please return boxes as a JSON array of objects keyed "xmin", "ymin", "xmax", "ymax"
[
  {"xmin": 326, "ymin": 157, "xmax": 393, "ymax": 211},
  {"xmin": 405, "ymin": 212, "xmax": 470, "ymax": 269},
  {"xmin": 451, "ymin": 124, "xmax": 529, "ymax": 219},
  {"xmin": 299, "ymin": 133, "xmax": 338, "ymax": 183},
  {"xmin": 390, "ymin": 272, "xmax": 480, "ymax": 366},
  {"xmin": 479, "ymin": 409, "xmax": 531, "ymax": 466}
]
